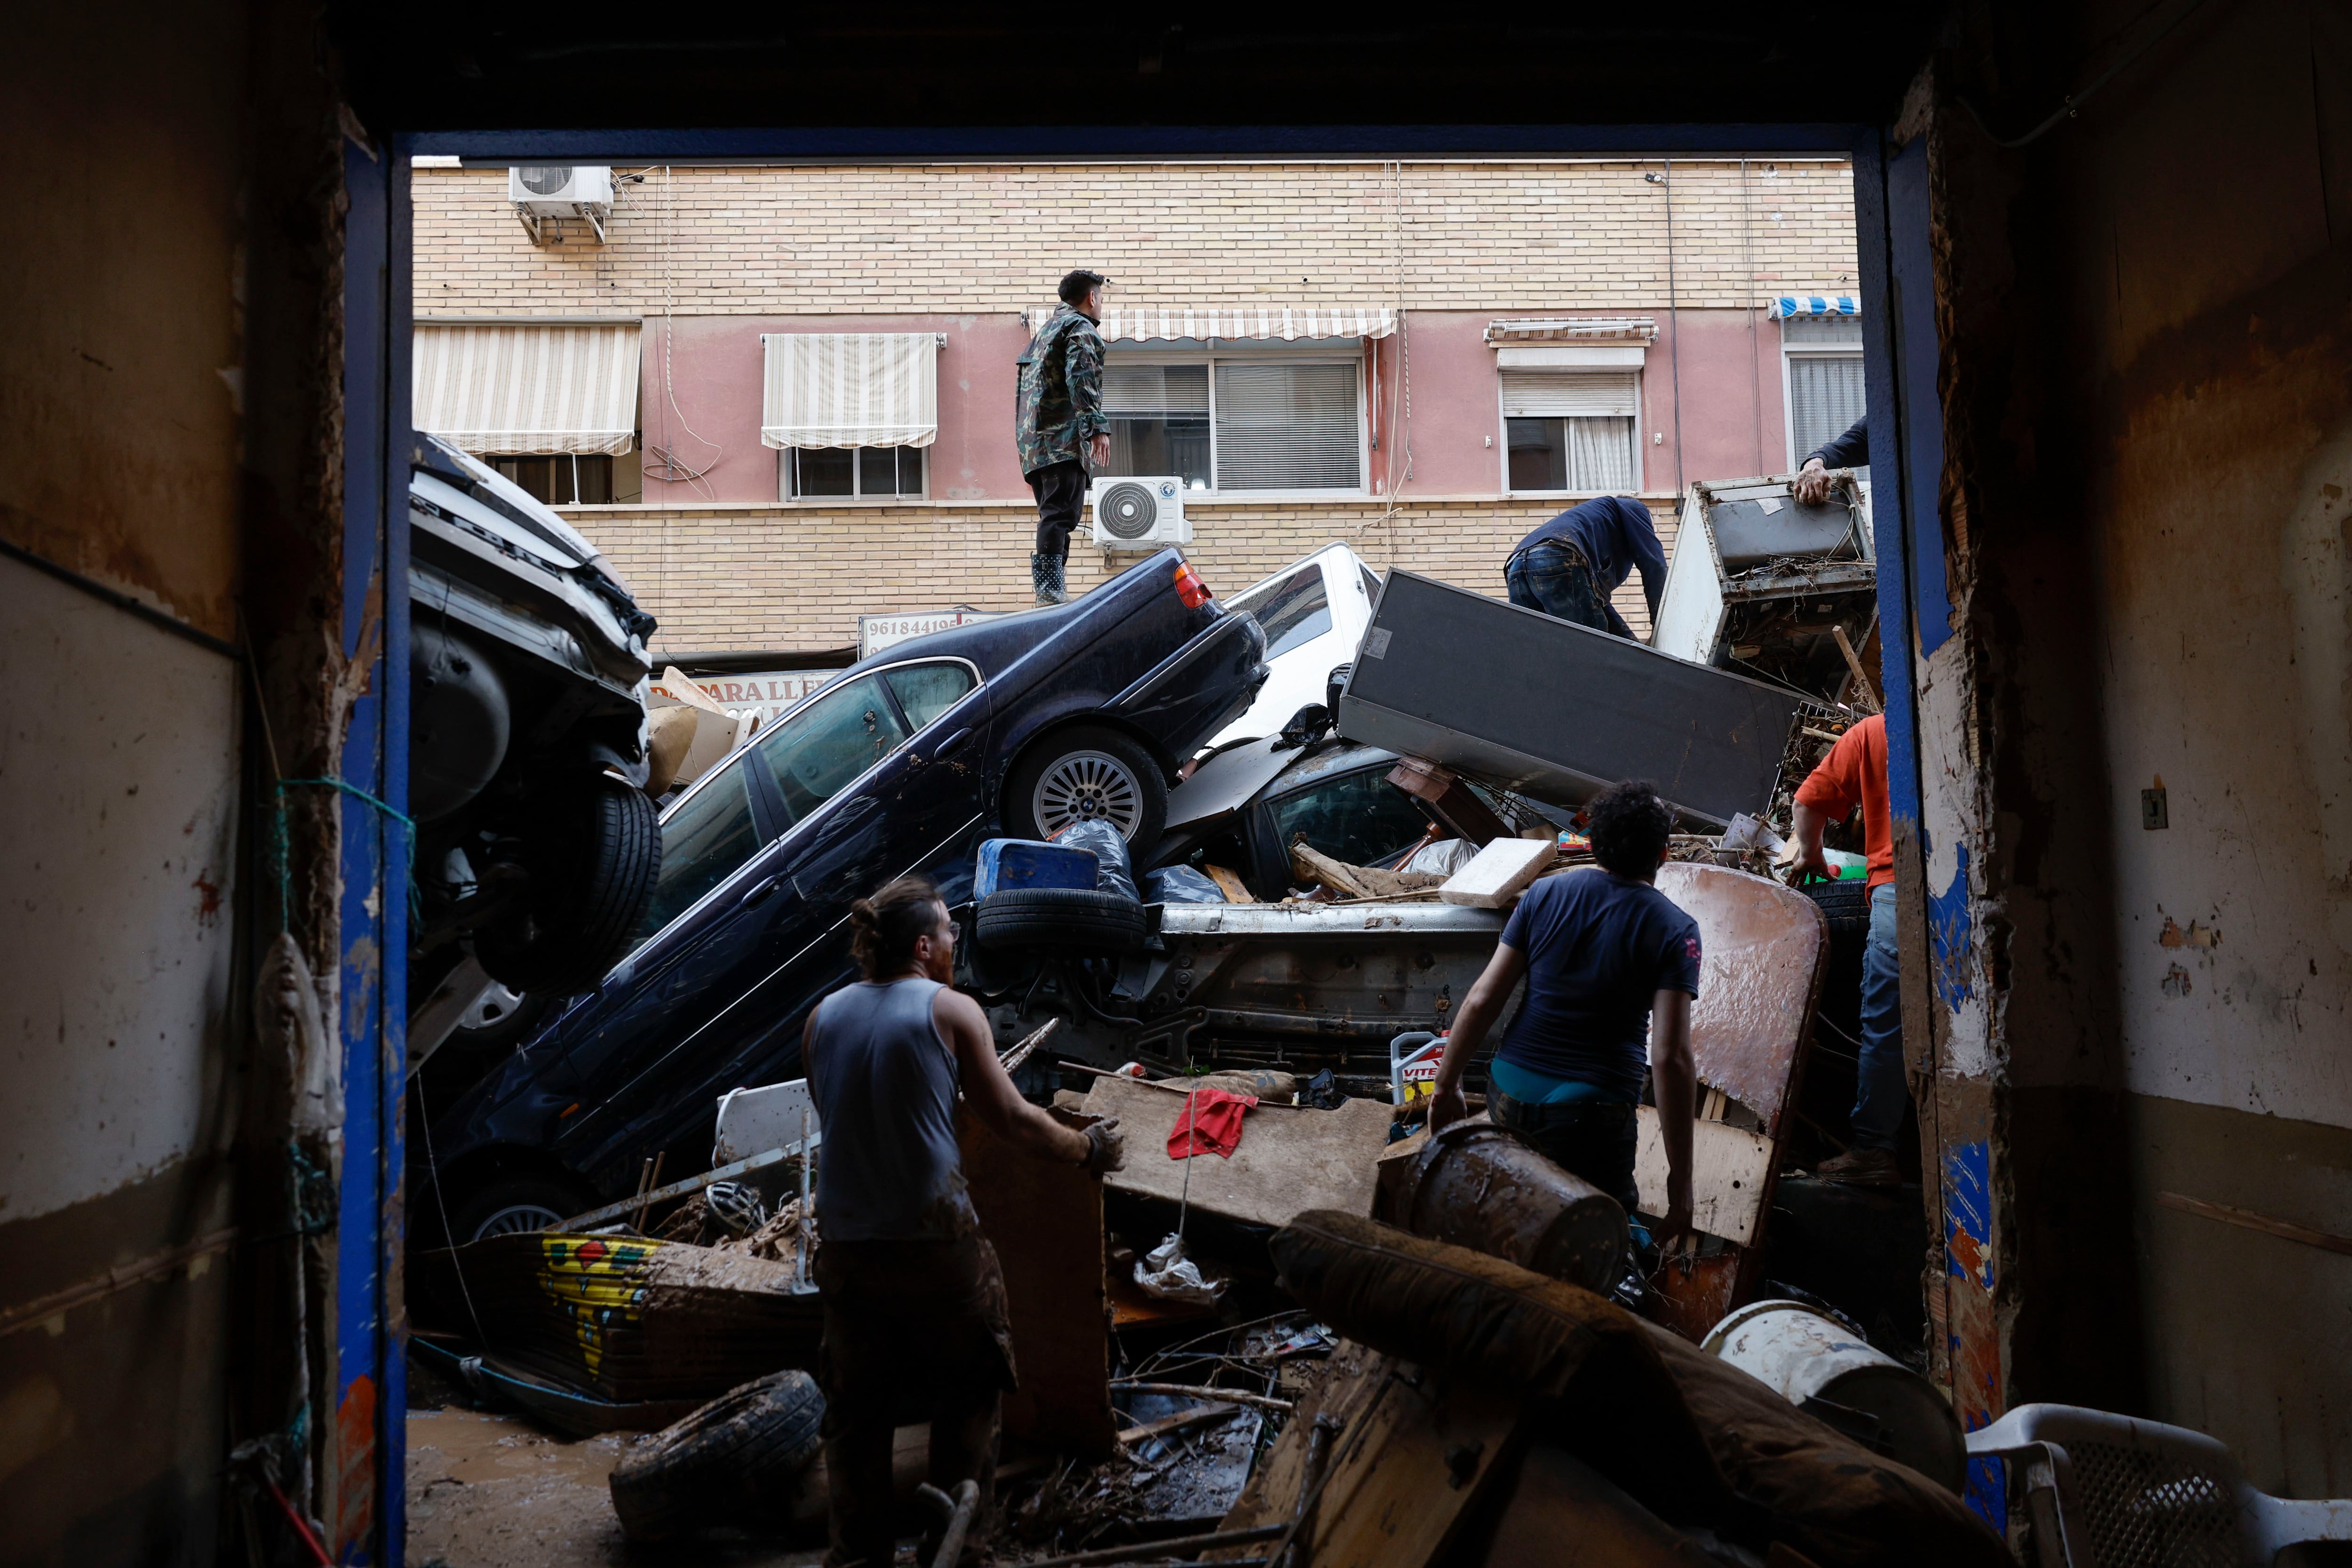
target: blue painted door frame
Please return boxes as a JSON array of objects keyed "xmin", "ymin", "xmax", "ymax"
[
  {"xmin": 343, "ymin": 121, "xmax": 1944, "ymax": 1568},
  {"xmin": 335, "ymin": 127, "xmax": 412, "ymax": 1566}
]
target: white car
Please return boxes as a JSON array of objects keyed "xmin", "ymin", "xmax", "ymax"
[{"xmin": 1208, "ymin": 542, "xmax": 1383, "ymax": 748}]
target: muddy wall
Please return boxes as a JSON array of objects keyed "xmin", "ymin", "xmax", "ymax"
[
  {"xmin": 0, "ymin": 2, "xmax": 351, "ymax": 1562},
  {"xmin": 1924, "ymin": 0, "xmax": 2352, "ymax": 1494}
]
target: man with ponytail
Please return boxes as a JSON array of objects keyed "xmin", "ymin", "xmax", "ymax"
[{"xmin": 803, "ymin": 876, "xmax": 1124, "ymax": 1567}]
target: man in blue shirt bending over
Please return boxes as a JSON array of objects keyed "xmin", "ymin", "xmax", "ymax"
[
  {"xmin": 1426, "ymin": 780, "xmax": 1697, "ymax": 1240},
  {"xmin": 1503, "ymin": 495, "xmax": 1668, "ymax": 639}
]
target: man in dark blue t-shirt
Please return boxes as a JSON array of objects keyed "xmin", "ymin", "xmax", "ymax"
[
  {"xmin": 1502, "ymin": 495, "xmax": 1668, "ymax": 640},
  {"xmin": 1427, "ymin": 780, "xmax": 1698, "ymax": 1237}
]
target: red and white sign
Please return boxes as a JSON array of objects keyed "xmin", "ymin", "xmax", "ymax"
[
  {"xmin": 857, "ymin": 606, "xmax": 1004, "ymax": 660},
  {"xmin": 651, "ymin": 669, "xmax": 841, "ymax": 735}
]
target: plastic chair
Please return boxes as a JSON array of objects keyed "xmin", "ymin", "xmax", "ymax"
[{"xmin": 1966, "ymin": 1402, "xmax": 2352, "ymax": 1567}]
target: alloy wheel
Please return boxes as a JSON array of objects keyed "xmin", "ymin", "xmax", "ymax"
[{"xmin": 1032, "ymin": 750, "xmax": 1145, "ymax": 840}]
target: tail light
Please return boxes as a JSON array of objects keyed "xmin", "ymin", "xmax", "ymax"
[{"xmin": 1172, "ymin": 561, "xmax": 1214, "ymax": 609}]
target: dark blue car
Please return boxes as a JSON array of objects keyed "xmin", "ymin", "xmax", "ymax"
[{"xmin": 422, "ymin": 549, "xmax": 1266, "ymax": 1240}]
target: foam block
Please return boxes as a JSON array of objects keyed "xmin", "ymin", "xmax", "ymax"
[{"xmin": 1437, "ymin": 835, "xmax": 1556, "ymax": 908}]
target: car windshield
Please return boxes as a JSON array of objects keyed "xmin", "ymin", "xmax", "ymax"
[
  {"xmin": 639, "ymin": 756, "xmax": 763, "ymax": 939},
  {"xmin": 1228, "ymin": 564, "xmax": 1332, "ymax": 659},
  {"xmin": 1269, "ymin": 766, "xmax": 1430, "ymax": 868},
  {"xmin": 756, "ymin": 674, "xmax": 912, "ymax": 822},
  {"xmin": 882, "ymin": 661, "xmax": 977, "ymax": 731}
]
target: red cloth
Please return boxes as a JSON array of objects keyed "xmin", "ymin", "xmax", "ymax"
[
  {"xmin": 1167, "ymin": 1088, "xmax": 1257, "ymax": 1160},
  {"xmin": 1793, "ymin": 713, "xmax": 1893, "ymax": 889}
]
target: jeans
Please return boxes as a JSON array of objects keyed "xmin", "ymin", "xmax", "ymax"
[
  {"xmin": 1488, "ymin": 1092, "xmax": 1641, "ymax": 1214},
  {"xmin": 1028, "ymin": 459, "xmax": 1087, "ymax": 555},
  {"xmin": 1852, "ymin": 882, "xmax": 1908, "ymax": 1152},
  {"xmin": 1505, "ymin": 541, "xmax": 1610, "ymax": 633},
  {"xmin": 814, "ymin": 1232, "xmax": 1016, "ymax": 1567}
]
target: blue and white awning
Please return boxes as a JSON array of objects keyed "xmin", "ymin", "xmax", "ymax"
[{"xmin": 1770, "ymin": 295, "xmax": 1859, "ymax": 319}]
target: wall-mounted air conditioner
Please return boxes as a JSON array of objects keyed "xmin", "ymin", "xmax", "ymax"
[
  {"xmin": 1090, "ymin": 477, "xmax": 1191, "ymax": 550},
  {"xmin": 509, "ymin": 166, "xmax": 614, "ymax": 245}
]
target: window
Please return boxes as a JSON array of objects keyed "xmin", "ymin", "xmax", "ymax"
[
  {"xmin": 1500, "ymin": 371, "xmax": 1640, "ymax": 493},
  {"xmin": 1100, "ymin": 356, "xmax": 1365, "ymax": 493},
  {"xmin": 1227, "ymin": 565, "xmax": 1332, "ymax": 660},
  {"xmin": 493, "ymin": 454, "xmax": 613, "ymax": 505},
  {"xmin": 1781, "ymin": 314, "xmax": 1866, "ymax": 470},
  {"xmin": 882, "ymin": 661, "xmax": 978, "ymax": 731},
  {"xmin": 1215, "ymin": 362, "xmax": 1362, "ymax": 490},
  {"xmin": 783, "ymin": 446, "xmax": 927, "ymax": 499},
  {"xmin": 1269, "ymin": 769, "xmax": 1430, "ymax": 869},
  {"xmin": 1103, "ymin": 363, "xmax": 1211, "ymax": 489},
  {"xmin": 640, "ymin": 758, "xmax": 763, "ymax": 938},
  {"xmin": 755, "ymin": 674, "xmax": 911, "ymax": 823}
]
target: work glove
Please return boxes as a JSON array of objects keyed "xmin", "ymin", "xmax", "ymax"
[{"xmin": 1080, "ymin": 1118, "xmax": 1127, "ymax": 1174}]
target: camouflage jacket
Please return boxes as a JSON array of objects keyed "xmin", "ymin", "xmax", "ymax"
[{"xmin": 1015, "ymin": 304, "xmax": 1108, "ymax": 478}]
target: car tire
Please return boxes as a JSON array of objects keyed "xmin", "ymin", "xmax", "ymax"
[
  {"xmin": 1801, "ymin": 876, "xmax": 1872, "ymax": 943},
  {"xmin": 477, "ymin": 778, "xmax": 661, "ymax": 995},
  {"xmin": 977, "ymin": 887, "xmax": 1148, "ymax": 953},
  {"xmin": 1005, "ymin": 725, "xmax": 1168, "ymax": 849},
  {"xmin": 608, "ymin": 1369, "xmax": 827, "ymax": 1541},
  {"xmin": 446, "ymin": 1171, "xmax": 597, "ymax": 1245}
]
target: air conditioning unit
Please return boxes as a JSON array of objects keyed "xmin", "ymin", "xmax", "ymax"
[
  {"xmin": 509, "ymin": 166, "xmax": 614, "ymax": 245},
  {"xmin": 1090, "ymin": 476, "xmax": 1191, "ymax": 550}
]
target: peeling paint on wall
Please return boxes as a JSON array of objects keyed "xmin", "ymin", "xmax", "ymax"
[{"xmin": 1942, "ymin": 1138, "xmax": 1994, "ymax": 1290}]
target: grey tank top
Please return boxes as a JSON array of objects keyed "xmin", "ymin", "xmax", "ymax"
[{"xmin": 807, "ymin": 977, "xmax": 977, "ymax": 1242}]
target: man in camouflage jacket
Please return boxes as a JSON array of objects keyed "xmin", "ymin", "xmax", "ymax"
[{"xmin": 1015, "ymin": 269, "xmax": 1112, "ymax": 605}]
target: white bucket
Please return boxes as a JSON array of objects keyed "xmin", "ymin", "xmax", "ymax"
[{"xmin": 1704, "ymin": 1299, "xmax": 1966, "ymax": 1494}]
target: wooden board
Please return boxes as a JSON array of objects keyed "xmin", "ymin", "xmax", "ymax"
[
  {"xmin": 1081, "ymin": 1076, "xmax": 1395, "ymax": 1230},
  {"xmin": 958, "ymin": 1107, "xmax": 1117, "ymax": 1457},
  {"xmin": 1214, "ymin": 1342, "xmax": 1521, "ymax": 1568},
  {"xmin": 1632, "ymin": 1107, "xmax": 1774, "ymax": 1247},
  {"xmin": 1438, "ymin": 836, "xmax": 1555, "ymax": 907}
]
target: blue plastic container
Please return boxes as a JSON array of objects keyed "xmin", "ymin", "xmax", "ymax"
[{"xmin": 974, "ymin": 837, "xmax": 1098, "ymax": 900}]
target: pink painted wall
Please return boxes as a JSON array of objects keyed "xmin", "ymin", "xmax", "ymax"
[
  {"xmin": 636, "ymin": 307, "xmax": 1794, "ymax": 506},
  {"xmin": 638, "ymin": 312, "xmax": 1035, "ymax": 504}
]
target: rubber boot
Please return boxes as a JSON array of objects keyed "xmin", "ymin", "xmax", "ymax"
[{"xmin": 1031, "ymin": 551, "xmax": 1069, "ymax": 606}]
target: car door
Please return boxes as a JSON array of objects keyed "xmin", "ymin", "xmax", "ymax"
[
  {"xmin": 562, "ymin": 665, "xmax": 988, "ymax": 1178},
  {"xmin": 1246, "ymin": 759, "xmax": 1435, "ymax": 896}
]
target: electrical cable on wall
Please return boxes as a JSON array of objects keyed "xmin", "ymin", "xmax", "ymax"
[
  {"xmin": 1361, "ymin": 159, "xmax": 1414, "ymax": 569},
  {"xmin": 644, "ymin": 165, "xmax": 722, "ymax": 502}
]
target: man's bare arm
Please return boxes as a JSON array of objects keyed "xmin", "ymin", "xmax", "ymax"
[
  {"xmin": 1426, "ymin": 943, "xmax": 1528, "ymax": 1132},
  {"xmin": 1649, "ymin": 988, "xmax": 1696, "ymax": 1241},
  {"xmin": 937, "ymin": 989, "xmax": 1096, "ymax": 1166},
  {"xmin": 1785, "ymin": 798, "xmax": 1833, "ymax": 883}
]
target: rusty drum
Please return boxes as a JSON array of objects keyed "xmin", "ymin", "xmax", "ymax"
[{"xmin": 1392, "ymin": 1121, "xmax": 1628, "ymax": 1294}]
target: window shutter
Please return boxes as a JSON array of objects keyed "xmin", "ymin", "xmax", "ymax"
[
  {"xmin": 1500, "ymin": 369, "xmax": 1639, "ymax": 420},
  {"xmin": 1213, "ymin": 362, "xmax": 1361, "ymax": 490},
  {"xmin": 1103, "ymin": 363, "xmax": 1211, "ymax": 415},
  {"xmin": 1788, "ymin": 355, "xmax": 1867, "ymax": 462}
]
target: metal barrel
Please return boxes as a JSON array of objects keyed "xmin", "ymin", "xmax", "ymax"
[
  {"xmin": 1392, "ymin": 1121, "xmax": 1628, "ymax": 1294},
  {"xmin": 1704, "ymin": 1299, "xmax": 1967, "ymax": 1493}
]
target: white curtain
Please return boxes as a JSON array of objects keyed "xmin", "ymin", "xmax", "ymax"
[
  {"xmin": 413, "ymin": 323, "xmax": 640, "ymax": 454},
  {"xmin": 1563, "ymin": 417, "xmax": 1637, "ymax": 491},
  {"xmin": 761, "ymin": 333, "xmax": 938, "ymax": 449}
]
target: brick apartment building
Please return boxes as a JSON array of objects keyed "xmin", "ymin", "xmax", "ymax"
[{"xmin": 410, "ymin": 159, "xmax": 1863, "ymax": 653}]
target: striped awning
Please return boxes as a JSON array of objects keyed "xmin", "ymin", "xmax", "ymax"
[
  {"xmin": 1022, "ymin": 304, "xmax": 1396, "ymax": 342},
  {"xmin": 761, "ymin": 333, "xmax": 938, "ymax": 450},
  {"xmin": 1770, "ymin": 295, "xmax": 1860, "ymax": 319},
  {"xmin": 413, "ymin": 322, "xmax": 640, "ymax": 454}
]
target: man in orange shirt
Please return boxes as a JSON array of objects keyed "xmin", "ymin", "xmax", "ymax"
[{"xmin": 1786, "ymin": 713, "xmax": 1904, "ymax": 1186}]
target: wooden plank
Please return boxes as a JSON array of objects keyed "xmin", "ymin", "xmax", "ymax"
[
  {"xmin": 2156, "ymin": 1191, "xmax": 2352, "ymax": 1258},
  {"xmin": 1204, "ymin": 863, "xmax": 1254, "ymax": 903},
  {"xmin": 1213, "ymin": 1344, "xmax": 1520, "ymax": 1568},
  {"xmin": 959, "ymin": 1106, "xmax": 1118, "ymax": 1457},
  {"xmin": 1082, "ymin": 1075, "xmax": 1394, "ymax": 1230},
  {"xmin": 1632, "ymin": 1106, "xmax": 1774, "ymax": 1247},
  {"xmin": 1292, "ymin": 842, "xmax": 1379, "ymax": 899}
]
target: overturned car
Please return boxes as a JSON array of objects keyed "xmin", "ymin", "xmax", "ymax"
[
  {"xmin": 420, "ymin": 549, "xmax": 1266, "ymax": 1240},
  {"xmin": 406, "ymin": 435, "xmax": 661, "ymax": 1019}
]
